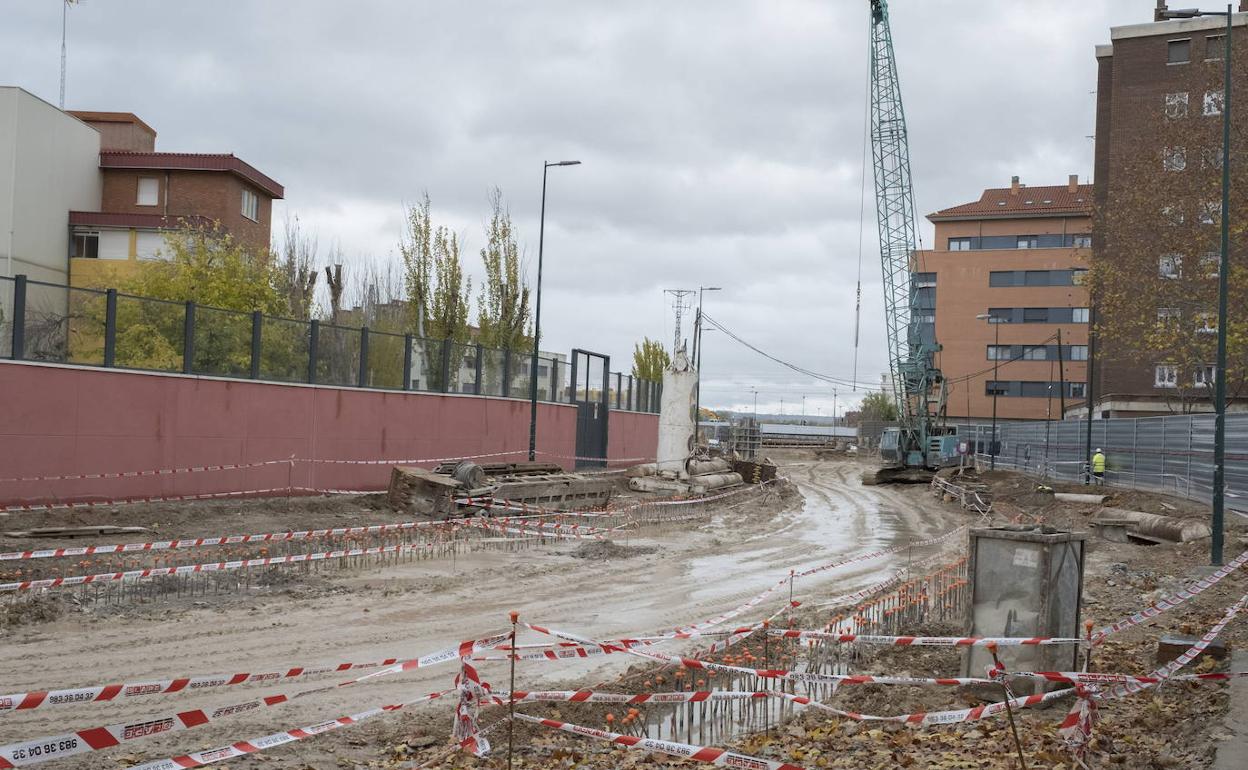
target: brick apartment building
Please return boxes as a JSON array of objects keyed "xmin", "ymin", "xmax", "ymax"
[
  {"xmin": 66, "ymin": 111, "xmax": 283, "ymax": 288},
  {"xmin": 915, "ymin": 176, "xmax": 1091, "ymax": 421},
  {"xmin": 1086, "ymin": 3, "xmax": 1248, "ymax": 417},
  {"xmin": 0, "ymin": 87, "xmax": 283, "ymax": 289}
]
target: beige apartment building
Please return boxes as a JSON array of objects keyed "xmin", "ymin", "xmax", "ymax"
[{"xmin": 915, "ymin": 176, "xmax": 1092, "ymax": 421}]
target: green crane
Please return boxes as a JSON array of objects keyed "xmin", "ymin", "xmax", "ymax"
[{"xmin": 867, "ymin": 0, "xmax": 958, "ymax": 483}]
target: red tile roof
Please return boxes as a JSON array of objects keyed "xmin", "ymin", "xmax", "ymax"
[
  {"xmin": 98, "ymin": 151, "xmax": 284, "ymax": 199},
  {"xmin": 928, "ymin": 183, "xmax": 1093, "ymax": 221},
  {"xmin": 67, "ymin": 110, "xmax": 157, "ymax": 137},
  {"xmin": 69, "ymin": 211, "xmax": 214, "ymax": 230}
]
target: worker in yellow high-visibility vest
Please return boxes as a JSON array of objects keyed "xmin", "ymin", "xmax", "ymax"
[{"xmin": 1091, "ymin": 448, "xmax": 1106, "ymax": 485}]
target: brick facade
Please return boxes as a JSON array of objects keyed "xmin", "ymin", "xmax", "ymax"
[
  {"xmin": 98, "ymin": 168, "xmax": 272, "ymax": 251},
  {"xmin": 1091, "ymin": 12, "xmax": 1248, "ymax": 414}
]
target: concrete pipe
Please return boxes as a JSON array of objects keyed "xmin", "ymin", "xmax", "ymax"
[
  {"xmin": 1096, "ymin": 507, "xmax": 1212, "ymax": 543},
  {"xmin": 687, "ymin": 458, "xmax": 732, "ymax": 476},
  {"xmin": 689, "ymin": 472, "xmax": 743, "ymax": 494},
  {"xmin": 1054, "ymin": 493, "xmax": 1108, "ymax": 505},
  {"xmin": 626, "ymin": 463, "xmax": 659, "ymax": 478}
]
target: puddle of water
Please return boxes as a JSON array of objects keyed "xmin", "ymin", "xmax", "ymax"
[{"xmin": 684, "ymin": 479, "xmax": 898, "ymax": 604}]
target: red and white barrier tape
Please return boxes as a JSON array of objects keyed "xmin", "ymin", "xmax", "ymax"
[
  {"xmin": 1104, "ymin": 591, "xmax": 1248, "ymax": 700},
  {"xmin": 495, "ymin": 689, "xmax": 772, "ymax": 705},
  {"xmin": 0, "ymin": 520, "xmax": 448, "ymax": 562},
  {"xmin": 1003, "ymin": 669, "xmax": 1248, "ymax": 686},
  {"xmin": 1092, "ymin": 548, "xmax": 1248, "ymax": 643},
  {"xmin": 0, "ymin": 656, "xmax": 404, "ymax": 713},
  {"xmin": 523, "ymin": 623, "xmax": 993, "ymax": 688},
  {"xmin": 0, "ymin": 460, "xmax": 285, "ymax": 486},
  {"xmin": 0, "ymin": 543, "xmax": 426, "ymax": 593},
  {"xmin": 0, "ymin": 487, "xmax": 306, "ymax": 514},
  {"xmin": 778, "ymin": 687, "xmax": 1075, "ymax": 726},
  {"xmin": 770, "ymin": 630, "xmax": 1083, "ymax": 647},
  {"xmin": 122, "ymin": 688, "xmax": 453, "ymax": 770},
  {"xmin": 514, "ymin": 713, "xmax": 805, "ymax": 770}
]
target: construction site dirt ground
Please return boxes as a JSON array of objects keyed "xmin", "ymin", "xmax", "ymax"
[
  {"xmin": 0, "ymin": 455, "xmax": 964, "ymax": 769},
  {"xmin": 2, "ymin": 455, "xmax": 1246, "ymax": 769}
]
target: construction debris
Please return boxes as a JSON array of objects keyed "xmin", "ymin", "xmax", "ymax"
[
  {"xmin": 388, "ymin": 461, "xmax": 613, "ymax": 518},
  {"xmin": 2, "ymin": 525, "xmax": 151, "ymax": 539}
]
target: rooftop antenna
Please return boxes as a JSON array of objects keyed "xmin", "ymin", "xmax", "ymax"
[
  {"xmin": 663, "ymin": 289, "xmax": 695, "ymax": 354},
  {"xmin": 60, "ymin": 1, "xmax": 83, "ymax": 109}
]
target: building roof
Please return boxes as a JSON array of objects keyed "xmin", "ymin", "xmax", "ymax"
[
  {"xmin": 67, "ymin": 110, "xmax": 157, "ymax": 137},
  {"xmin": 69, "ymin": 211, "xmax": 214, "ymax": 230},
  {"xmin": 98, "ymin": 151, "xmax": 284, "ymax": 199},
  {"xmin": 928, "ymin": 182, "xmax": 1093, "ymax": 222}
]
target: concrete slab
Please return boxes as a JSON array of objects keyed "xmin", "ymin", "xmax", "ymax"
[{"xmin": 1212, "ymin": 650, "xmax": 1248, "ymax": 770}]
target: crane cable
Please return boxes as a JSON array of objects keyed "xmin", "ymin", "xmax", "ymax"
[{"xmin": 852, "ymin": 46, "xmax": 872, "ymax": 394}]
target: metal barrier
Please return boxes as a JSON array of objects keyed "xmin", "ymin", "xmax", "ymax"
[
  {"xmin": 0, "ymin": 274, "xmax": 660, "ymax": 413},
  {"xmin": 962, "ymin": 413, "xmax": 1248, "ymax": 510}
]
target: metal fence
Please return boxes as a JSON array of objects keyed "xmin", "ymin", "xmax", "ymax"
[
  {"xmin": 0, "ymin": 274, "xmax": 660, "ymax": 413},
  {"xmin": 961, "ymin": 414, "xmax": 1248, "ymax": 510}
]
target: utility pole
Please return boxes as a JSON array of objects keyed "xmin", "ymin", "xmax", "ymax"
[{"xmin": 664, "ymin": 289, "xmax": 695, "ymax": 355}]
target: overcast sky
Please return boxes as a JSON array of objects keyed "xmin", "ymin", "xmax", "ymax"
[{"xmin": 2, "ymin": 1, "xmax": 1139, "ymax": 416}]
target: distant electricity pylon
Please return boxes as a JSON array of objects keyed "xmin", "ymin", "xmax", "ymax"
[
  {"xmin": 663, "ymin": 289, "xmax": 695, "ymax": 355},
  {"xmin": 60, "ymin": 1, "xmax": 83, "ymax": 109}
]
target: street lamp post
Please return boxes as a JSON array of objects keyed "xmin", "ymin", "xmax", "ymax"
[
  {"xmin": 1160, "ymin": 5, "xmax": 1233, "ymax": 566},
  {"xmin": 977, "ymin": 313, "xmax": 1002, "ymax": 470},
  {"xmin": 691, "ymin": 286, "xmax": 721, "ymax": 445},
  {"xmin": 528, "ymin": 160, "xmax": 581, "ymax": 462}
]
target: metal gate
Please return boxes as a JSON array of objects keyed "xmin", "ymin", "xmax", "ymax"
[{"xmin": 569, "ymin": 348, "xmax": 610, "ymax": 469}]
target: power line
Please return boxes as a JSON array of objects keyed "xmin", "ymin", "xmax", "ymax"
[{"xmin": 700, "ymin": 313, "xmax": 884, "ymax": 391}]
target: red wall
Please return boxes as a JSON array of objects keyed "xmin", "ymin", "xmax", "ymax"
[{"xmin": 0, "ymin": 362, "xmax": 657, "ymax": 506}]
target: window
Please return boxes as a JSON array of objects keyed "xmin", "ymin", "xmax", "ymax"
[
  {"xmin": 1196, "ymin": 312, "xmax": 1218, "ymax": 335},
  {"xmin": 912, "ymin": 272, "xmax": 937, "ymax": 288},
  {"xmin": 1202, "ymin": 146, "xmax": 1225, "ymax": 170},
  {"xmin": 1198, "ymin": 201, "xmax": 1219, "ymax": 225},
  {"xmin": 1161, "ymin": 205, "xmax": 1185, "ymax": 226},
  {"xmin": 1164, "ymin": 91, "xmax": 1189, "ymax": 119},
  {"xmin": 241, "ymin": 188, "xmax": 259, "ymax": 221},
  {"xmin": 1072, "ymin": 307, "xmax": 1090, "ymax": 323},
  {"xmin": 1023, "ymin": 308, "xmax": 1049, "ymax": 323},
  {"xmin": 986, "ymin": 382, "xmax": 1009, "ymax": 396},
  {"xmin": 1159, "ymin": 254, "xmax": 1183, "ymax": 279},
  {"xmin": 1070, "ymin": 382, "xmax": 1087, "ymax": 399},
  {"xmin": 1206, "ymin": 34, "xmax": 1225, "ymax": 61},
  {"xmin": 1204, "ymin": 90, "xmax": 1224, "ymax": 116},
  {"xmin": 948, "ymin": 237, "xmax": 972, "ymax": 251},
  {"xmin": 987, "ymin": 308, "xmax": 1012, "ymax": 323},
  {"xmin": 1168, "ymin": 38, "xmax": 1191, "ymax": 64},
  {"xmin": 1072, "ymin": 234, "xmax": 1092, "ymax": 248},
  {"xmin": 1195, "ymin": 365, "xmax": 1217, "ymax": 386},
  {"xmin": 1155, "ymin": 365, "xmax": 1178, "ymax": 388},
  {"xmin": 1163, "ymin": 146, "xmax": 1187, "ymax": 172},
  {"xmin": 137, "ymin": 177, "xmax": 159, "ymax": 206},
  {"xmin": 1024, "ymin": 270, "xmax": 1053, "ymax": 287},
  {"xmin": 1158, "ymin": 307, "xmax": 1181, "ymax": 321},
  {"xmin": 913, "ymin": 313, "xmax": 936, "ymax": 324},
  {"xmin": 987, "ymin": 345, "xmax": 1011, "ymax": 360},
  {"xmin": 1017, "ymin": 236, "xmax": 1037, "ymax": 249},
  {"xmin": 70, "ymin": 230, "xmax": 99, "ymax": 259},
  {"xmin": 1022, "ymin": 346, "xmax": 1047, "ymax": 360},
  {"xmin": 1199, "ymin": 252, "xmax": 1221, "ymax": 278},
  {"xmin": 1072, "ymin": 268, "xmax": 1088, "ymax": 285},
  {"xmin": 1069, "ymin": 345, "xmax": 1089, "ymax": 361}
]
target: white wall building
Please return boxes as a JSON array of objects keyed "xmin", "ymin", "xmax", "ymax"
[{"xmin": 0, "ymin": 87, "xmax": 101, "ymax": 283}]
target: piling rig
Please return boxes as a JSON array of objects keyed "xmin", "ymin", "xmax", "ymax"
[{"xmin": 865, "ymin": 0, "xmax": 959, "ymax": 484}]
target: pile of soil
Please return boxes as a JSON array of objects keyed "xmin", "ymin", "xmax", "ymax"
[{"xmin": 568, "ymin": 539, "xmax": 658, "ymax": 560}]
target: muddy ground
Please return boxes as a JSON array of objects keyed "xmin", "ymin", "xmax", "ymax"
[
  {"xmin": 0, "ymin": 455, "xmax": 968, "ymax": 769},
  {"xmin": 2, "ymin": 457, "xmax": 1243, "ymax": 770}
]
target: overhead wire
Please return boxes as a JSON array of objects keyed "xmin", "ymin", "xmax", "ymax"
[{"xmin": 700, "ymin": 312, "xmax": 883, "ymax": 391}]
